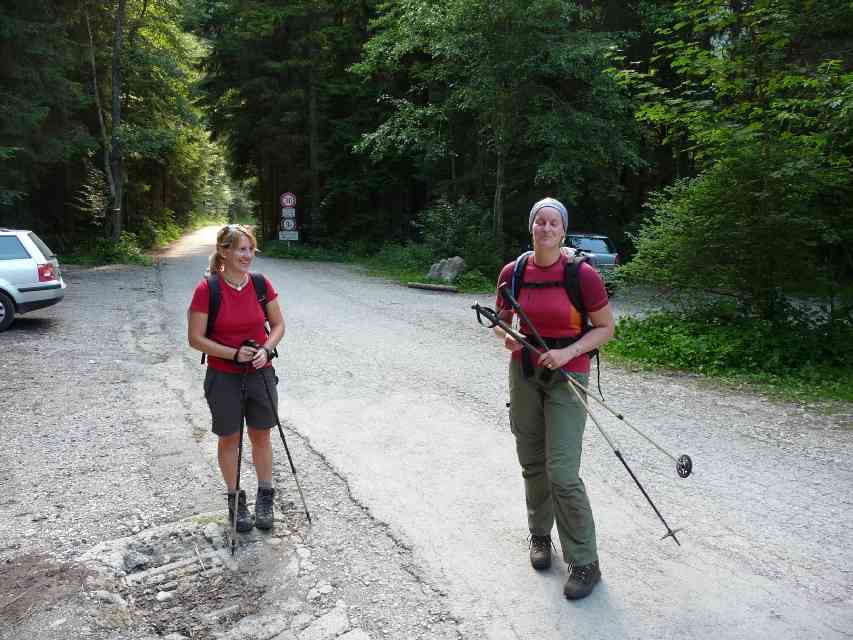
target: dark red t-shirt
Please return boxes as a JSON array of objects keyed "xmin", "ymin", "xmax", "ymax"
[
  {"xmin": 495, "ymin": 254, "xmax": 608, "ymax": 374},
  {"xmin": 190, "ymin": 274, "xmax": 279, "ymax": 373}
]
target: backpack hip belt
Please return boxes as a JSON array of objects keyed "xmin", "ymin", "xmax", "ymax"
[{"xmin": 521, "ymin": 335, "xmax": 580, "ymax": 381}]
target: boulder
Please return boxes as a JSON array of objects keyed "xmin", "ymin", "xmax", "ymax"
[{"xmin": 427, "ymin": 256, "xmax": 466, "ymax": 283}]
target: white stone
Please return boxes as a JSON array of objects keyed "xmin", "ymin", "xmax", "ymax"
[
  {"xmin": 90, "ymin": 590, "xmax": 127, "ymax": 607},
  {"xmin": 155, "ymin": 591, "xmax": 174, "ymax": 602}
]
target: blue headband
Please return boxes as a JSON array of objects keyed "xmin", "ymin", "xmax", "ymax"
[{"xmin": 529, "ymin": 197, "xmax": 568, "ymax": 232}]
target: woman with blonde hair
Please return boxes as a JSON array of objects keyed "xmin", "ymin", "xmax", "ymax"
[{"xmin": 188, "ymin": 224, "xmax": 285, "ymax": 532}]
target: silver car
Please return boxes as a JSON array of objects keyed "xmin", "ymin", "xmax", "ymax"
[
  {"xmin": 0, "ymin": 229, "xmax": 66, "ymax": 330},
  {"xmin": 565, "ymin": 233, "xmax": 619, "ymax": 270}
]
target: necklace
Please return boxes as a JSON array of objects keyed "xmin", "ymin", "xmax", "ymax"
[{"xmin": 222, "ymin": 273, "xmax": 249, "ymax": 291}]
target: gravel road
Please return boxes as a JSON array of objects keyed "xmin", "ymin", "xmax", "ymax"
[{"xmin": 1, "ymin": 226, "xmax": 851, "ymax": 640}]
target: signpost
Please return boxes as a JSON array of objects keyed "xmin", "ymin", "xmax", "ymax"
[{"xmin": 278, "ymin": 193, "xmax": 299, "ymax": 242}]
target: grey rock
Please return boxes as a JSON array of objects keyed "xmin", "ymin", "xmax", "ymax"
[
  {"xmin": 123, "ymin": 549, "xmax": 150, "ymax": 571},
  {"xmin": 339, "ymin": 631, "xmax": 372, "ymax": 640},
  {"xmin": 427, "ymin": 257, "xmax": 466, "ymax": 283}
]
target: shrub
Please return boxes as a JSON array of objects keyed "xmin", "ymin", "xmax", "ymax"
[{"xmin": 606, "ymin": 303, "xmax": 853, "ymax": 400}]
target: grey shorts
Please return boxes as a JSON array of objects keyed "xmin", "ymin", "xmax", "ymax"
[{"xmin": 203, "ymin": 367, "xmax": 279, "ymax": 437}]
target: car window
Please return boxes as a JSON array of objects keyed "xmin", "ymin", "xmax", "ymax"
[
  {"xmin": 0, "ymin": 236, "xmax": 31, "ymax": 260},
  {"xmin": 568, "ymin": 237, "xmax": 612, "ymax": 254},
  {"xmin": 28, "ymin": 232, "xmax": 55, "ymax": 258}
]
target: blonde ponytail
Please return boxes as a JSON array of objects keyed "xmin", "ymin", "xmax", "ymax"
[{"xmin": 208, "ymin": 252, "xmax": 224, "ymax": 276}]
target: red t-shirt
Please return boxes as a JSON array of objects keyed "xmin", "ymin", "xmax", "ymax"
[
  {"xmin": 495, "ymin": 254, "xmax": 608, "ymax": 374},
  {"xmin": 190, "ymin": 274, "xmax": 279, "ymax": 373}
]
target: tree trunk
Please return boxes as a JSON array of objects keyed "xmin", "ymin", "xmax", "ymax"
[
  {"xmin": 110, "ymin": 0, "xmax": 127, "ymax": 242},
  {"xmin": 308, "ymin": 71, "xmax": 322, "ymax": 240},
  {"xmin": 493, "ymin": 149, "xmax": 505, "ymax": 254},
  {"xmin": 83, "ymin": 8, "xmax": 117, "ymax": 222}
]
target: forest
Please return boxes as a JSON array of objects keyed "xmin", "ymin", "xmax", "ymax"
[{"xmin": 2, "ymin": 0, "xmax": 853, "ymax": 395}]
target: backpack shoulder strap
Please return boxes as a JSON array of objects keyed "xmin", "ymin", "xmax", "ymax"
[
  {"xmin": 205, "ymin": 274, "xmax": 221, "ymax": 338},
  {"xmin": 201, "ymin": 275, "xmax": 221, "ymax": 365},
  {"xmin": 510, "ymin": 251, "xmax": 532, "ymax": 301},
  {"xmin": 563, "ymin": 255, "xmax": 589, "ymax": 323},
  {"xmin": 250, "ymin": 272, "xmax": 268, "ymax": 317}
]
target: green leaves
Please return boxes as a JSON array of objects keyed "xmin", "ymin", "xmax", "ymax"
[{"xmin": 617, "ymin": 0, "xmax": 853, "ymax": 317}]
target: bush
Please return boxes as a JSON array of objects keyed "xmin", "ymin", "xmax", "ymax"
[
  {"xmin": 417, "ymin": 197, "xmax": 503, "ymax": 276},
  {"xmin": 455, "ymin": 269, "xmax": 493, "ymax": 292},
  {"xmin": 371, "ymin": 242, "xmax": 433, "ymax": 272},
  {"xmin": 65, "ymin": 231, "xmax": 151, "ymax": 265},
  {"xmin": 606, "ymin": 303, "xmax": 853, "ymax": 401},
  {"xmin": 136, "ymin": 208, "xmax": 184, "ymax": 249}
]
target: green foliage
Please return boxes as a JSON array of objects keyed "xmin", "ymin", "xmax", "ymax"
[
  {"xmin": 354, "ymin": 0, "xmax": 643, "ymax": 251},
  {"xmin": 617, "ymin": 0, "xmax": 853, "ymax": 317},
  {"xmin": 606, "ymin": 304, "xmax": 853, "ymax": 401},
  {"xmin": 0, "ymin": 0, "xmax": 237, "ymax": 253},
  {"xmin": 416, "ymin": 197, "xmax": 503, "ymax": 275},
  {"xmin": 455, "ymin": 269, "xmax": 493, "ymax": 293},
  {"xmin": 64, "ymin": 231, "xmax": 151, "ymax": 266},
  {"xmin": 73, "ymin": 160, "xmax": 110, "ymax": 227}
]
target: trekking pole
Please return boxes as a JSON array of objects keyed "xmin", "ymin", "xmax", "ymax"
[
  {"xmin": 497, "ymin": 284, "xmax": 693, "ymax": 478},
  {"xmin": 472, "ymin": 299, "xmax": 686, "ymax": 545},
  {"xmin": 231, "ymin": 364, "xmax": 249, "ymax": 556},
  {"xmin": 246, "ymin": 341, "xmax": 312, "ymax": 524}
]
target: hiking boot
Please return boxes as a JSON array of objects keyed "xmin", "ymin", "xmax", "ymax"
[
  {"xmin": 255, "ymin": 487, "xmax": 275, "ymax": 530},
  {"xmin": 563, "ymin": 561, "xmax": 601, "ymax": 600},
  {"xmin": 529, "ymin": 534, "xmax": 552, "ymax": 570},
  {"xmin": 227, "ymin": 490, "xmax": 254, "ymax": 532}
]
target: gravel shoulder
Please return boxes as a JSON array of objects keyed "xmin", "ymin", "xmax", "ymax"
[{"xmin": 0, "ymin": 256, "xmax": 465, "ymax": 640}]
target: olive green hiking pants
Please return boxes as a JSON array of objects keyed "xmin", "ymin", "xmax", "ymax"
[{"xmin": 509, "ymin": 358, "xmax": 598, "ymax": 566}]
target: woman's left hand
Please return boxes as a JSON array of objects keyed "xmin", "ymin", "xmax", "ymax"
[
  {"xmin": 537, "ymin": 347, "xmax": 575, "ymax": 370},
  {"xmin": 251, "ymin": 347, "xmax": 268, "ymax": 369}
]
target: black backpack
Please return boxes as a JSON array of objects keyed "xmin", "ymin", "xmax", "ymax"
[
  {"xmin": 510, "ymin": 251, "xmax": 596, "ymax": 355},
  {"xmin": 509, "ymin": 251, "xmax": 604, "ymax": 393},
  {"xmin": 200, "ymin": 272, "xmax": 273, "ymax": 364}
]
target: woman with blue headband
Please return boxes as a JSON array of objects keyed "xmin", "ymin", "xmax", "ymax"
[{"xmin": 492, "ymin": 197, "xmax": 615, "ymax": 600}]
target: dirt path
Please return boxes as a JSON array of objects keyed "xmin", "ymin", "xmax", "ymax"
[{"xmin": 1, "ymin": 227, "xmax": 851, "ymax": 640}]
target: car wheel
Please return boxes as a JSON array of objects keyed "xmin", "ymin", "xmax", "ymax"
[{"xmin": 0, "ymin": 291, "xmax": 15, "ymax": 331}]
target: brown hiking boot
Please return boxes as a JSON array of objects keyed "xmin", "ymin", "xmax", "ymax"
[
  {"xmin": 529, "ymin": 534, "xmax": 552, "ymax": 570},
  {"xmin": 563, "ymin": 560, "xmax": 601, "ymax": 600}
]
